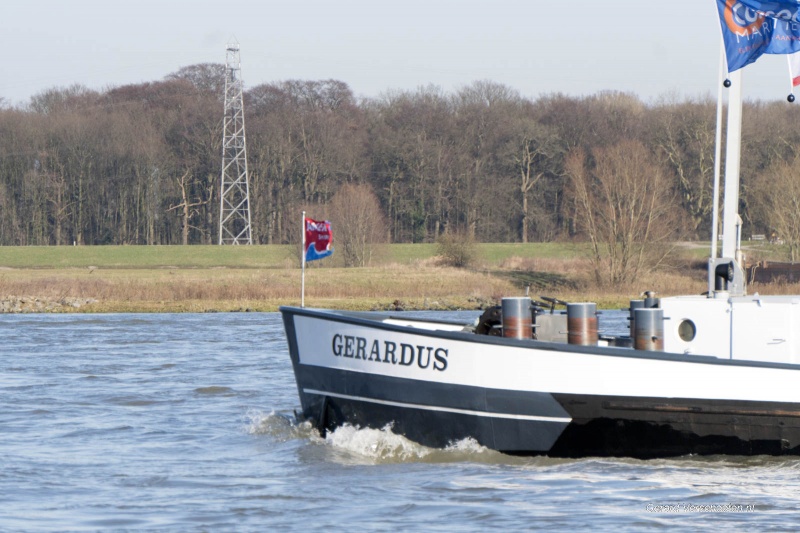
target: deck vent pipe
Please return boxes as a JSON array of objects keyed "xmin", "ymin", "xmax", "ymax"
[
  {"xmin": 567, "ymin": 302, "xmax": 598, "ymax": 345},
  {"xmin": 501, "ymin": 297, "xmax": 532, "ymax": 339},
  {"xmin": 633, "ymin": 308, "xmax": 664, "ymax": 351}
]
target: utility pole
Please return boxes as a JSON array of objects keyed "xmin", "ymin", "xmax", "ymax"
[{"xmin": 219, "ymin": 39, "xmax": 252, "ymax": 245}]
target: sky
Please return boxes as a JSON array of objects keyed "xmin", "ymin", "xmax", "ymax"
[{"xmin": 1, "ymin": 0, "xmax": 798, "ymax": 107}]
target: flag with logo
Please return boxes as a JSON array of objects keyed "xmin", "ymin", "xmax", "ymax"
[
  {"xmin": 717, "ymin": 0, "xmax": 800, "ymax": 72},
  {"xmin": 304, "ymin": 217, "xmax": 333, "ymax": 262}
]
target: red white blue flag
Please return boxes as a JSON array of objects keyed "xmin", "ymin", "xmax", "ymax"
[
  {"xmin": 304, "ymin": 217, "xmax": 333, "ymax": 262},
  {"xmin": 790, "ymin": 51, "xmax": 800, "ymax": 85}
]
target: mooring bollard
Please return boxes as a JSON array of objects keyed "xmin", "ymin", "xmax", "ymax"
[
  {"xmin": 501, "ymin": 297, "xmax": 532, "ymax": 339},
  {"xmin": 634, "ymin": 308, "xmax": 664, "ymax": 351},
  {"xmin": 567, "ymin": 302, "xmax": 598, "ymax": 345},
  {"xmin": 628, "ymin": 299, "xmax": 644, "ymax": 338}
]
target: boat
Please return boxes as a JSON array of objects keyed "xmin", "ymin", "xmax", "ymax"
[
  {"xmin": 281, "ymin": 293, "xmax": 800, "ymax": 458},
  {"xmin": 281, "ymin": 6, "xmax": 800, "ymax": 458}
]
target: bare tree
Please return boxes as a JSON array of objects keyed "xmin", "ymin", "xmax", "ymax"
[
  {"xmin": 501, "ymin": 112, "xmax": 563, "ymax": 243},
  {"xmin": 749, "ymin": 155, "xmax": 800, "ymax": 261},
  {"xmin": 566, "ymin": 140, "xmax": 680, "ymax": 285},
  {"xmin": 651, "ymin": 97, "xmax": 717, "ymax": 238},
  {"xmin": 327, "ymin": 182, "xmax": 386, "ymax": 267},
  {"xmin": 452, "ymin": 81, "xmax": 521, "ymax": 240},
  {"xmin": 167, "ymin": 170, "xmax": 207, "ymax": 245},
  {"xmin": 166, "ymin": 63, "xmax": 226, "ymax": 98},
  {"xmin": 365, "ymin": 86, "xmax": 456, "ymax": 243}
]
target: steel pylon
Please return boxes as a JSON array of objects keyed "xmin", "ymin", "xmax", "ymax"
[{"xmin": 219, "ymin": 40, "xmax": 252, "ymax": 245}]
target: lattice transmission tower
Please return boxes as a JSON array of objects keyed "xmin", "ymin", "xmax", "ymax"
[{"xmin": 219, "ymin": 40, "xmax": 252, "ymax": 245}]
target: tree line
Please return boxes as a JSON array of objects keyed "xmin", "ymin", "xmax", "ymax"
[{"xmin": 1, "ymin": 63, "xmax": 799, "ymax": 259}]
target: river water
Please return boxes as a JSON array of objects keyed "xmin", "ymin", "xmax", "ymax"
[{"xmin": 2, "ymin": 310, "xmax": 796, "ymax": 531}]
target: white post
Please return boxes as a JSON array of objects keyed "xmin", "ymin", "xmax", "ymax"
[
  {"xmin": 711, "ymin": 44, "xmax": 725, "ymax": 261},
  {"xmin": 301, "ymin": 210, "xmax": 306, "ymax": 308},
  {"xmin": 721, "ymin": 69, "xmax": 742, "ymax": 261}
]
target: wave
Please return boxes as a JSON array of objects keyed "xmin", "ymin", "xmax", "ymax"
[{"xmin": 245, "ymin": 410, "xmax": 531, "ymax": 465}]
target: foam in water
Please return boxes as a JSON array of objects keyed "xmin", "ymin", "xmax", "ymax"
[
  {"xmin": 323, "ymin": 424, "xmax": 519, "ymax": 465},
  {"xmin": 247, "ymin": 410, "xmax": 531, "ymax": 464},
  {"xmin": 245, "ymin": 410, "xmax": 318, "ymax": 441},
  {"xmin": 324, "ymin": 423, "xmax": 431, "ymax": 462}
]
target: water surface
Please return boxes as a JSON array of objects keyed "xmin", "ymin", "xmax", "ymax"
[{"xmin": 1, "ymin": 311, "xmax": 791, "ymax": 531}]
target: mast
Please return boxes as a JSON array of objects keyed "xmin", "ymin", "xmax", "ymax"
[
  {"xmin": 710, "ymin": 45, "xmax": 725, "ymax": 261},
  {"xmin": 721, "ymin": 70, "xmax": 743, "ymax": 262},
  {"xmin": 709, "ymin": 69, "xmax": 746, "ymax": 297}
]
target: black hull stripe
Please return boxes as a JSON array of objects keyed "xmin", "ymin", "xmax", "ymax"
[
  {"xmin": 551, "ymin": 392, "xmax": 800, "ymax": 457},
  {"xmin": 303, "ymin": 388, "xmax": 572, "ymax": 423},
  {"xmin": 295, "ymin": 364, "xmax": 571, "ymax": 419}
]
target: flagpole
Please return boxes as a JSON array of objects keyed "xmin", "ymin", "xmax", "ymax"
[
  {"xmin": 301, "ymin": 210, "xmax": 306, "ymax": 308},
  {"xmin": 721, "ymin": 68, "xmax": 742, "ymax": 263},
  {"xmin": 711, "ymin": 43, "xmax": 725, "ymax": 262}
]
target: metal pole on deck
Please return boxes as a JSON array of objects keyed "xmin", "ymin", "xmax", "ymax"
[
  {"xmin": 711, "ymin": 43, "xmax": 725, "ymax": 261},
  {"xmin": 721, "ymin": 69, "xmax": 742, "ymax": 261},
  {"xmin": 301, "ymin": 210, "xmax": 306, "ymax": 307}
]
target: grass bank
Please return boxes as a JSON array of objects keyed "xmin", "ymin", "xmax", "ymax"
[
  {"xmin": 0, "ymin": 242, "xmax": 587, "ymax": 269},
  {"xmin": 0, "ymin": 242, "xmax": 789, "ymax": 313}
]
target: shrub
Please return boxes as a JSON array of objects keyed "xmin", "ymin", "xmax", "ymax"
[{"xmin": 437, "ymin": 232, "xmax": 478, "ymax": 268}]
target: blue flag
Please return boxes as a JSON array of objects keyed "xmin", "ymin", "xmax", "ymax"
[{"xmin": 718, "ymin": 0, "xmax": 800, "ymax": 72}]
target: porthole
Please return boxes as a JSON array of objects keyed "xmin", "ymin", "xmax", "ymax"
[{"xmin": 678, "ymin": 319, "xmax": 696, "ymax": 342}]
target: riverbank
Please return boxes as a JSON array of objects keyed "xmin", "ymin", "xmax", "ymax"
[
  {"xmin": 0, "ymin": 265, "xmax": 703, "ymax": 314},
  {"xmin": 0, "ymin": 296, "xmax": 98, "ymax": 313},
  {"xmin": 0, "ymin": 242, "xmax": 784, "ymax": 313},
  {"xmin": 0, "ymin": 264, "xmax": 533, "ymax": 313}
]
